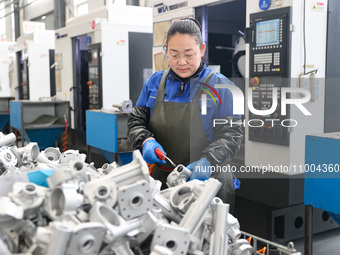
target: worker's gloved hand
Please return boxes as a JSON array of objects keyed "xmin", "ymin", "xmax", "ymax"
[
  {"xmin": 142, "ymin": 139, "xmax": 167, "ymax": 164},
  {"xmin": 233, "ymin": 177, "xmax": 241, "ymax": 190},
  {"xmin": 187, "ymin": 157, "xmax": 211, "ymax": 181}
]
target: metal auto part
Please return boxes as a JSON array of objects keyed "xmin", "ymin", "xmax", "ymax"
[
  {"xmin": 47, "ymin": 161, "xmax": 89, "ymax": 189},
  {"xmin": 228, "ymin": 213, "xmax": 242, "ymax": 242},
  {"xmin": 83, "ymin": 181, "xmax": 118, "ymax": 208},
  {"xmin": 112, "ymin": 100, "xmax": 133, "ymax": 113},
  {"xmin": 209, "ymin": 202, "xmax": 230, "ymax": 255},
  {"xmin": 59, "ymin": 149, "xmax": 86, "ymax": 164},
  {"xmin": 166, "ymin": 164, "xmax": 191, "ymax": 188},
  {"xmin": 90, "ymin": 202, "xmax": 142, "ymax": 244},
  {"xmin": 8, "ymin": 182, "xmax": 47, "ymax": 219},
  {"xmin": 0, "ymin": 133, "xmax": 16, "ymax": 147},
  {"xmin": 36, "ymin": 147, "xmax": 61, "ymax": 165},
  {"xmin": 0, "ymin": 133, "xmax": 296, "ymax": 255},
  {"xmin": 150, "ymin": 245, "xmax": 174, "ymax": 255},
  {"xmin": 45, "ymin": 183, "xmax": 83, "ymax": 220},
  {"xmin": 0, "ymin": 197, "xmax": 23, "ymax": 229},
  {"xmin": 19, "ymin": 142, "xmax": 39, "ymax": 165},
  {"xmin": 100, "ymin": 161, "xmax": 119, "ymax": 175},
  {"xmin": 117, "ymin": 180, "xmax": 153, "ymax": 220},
  {"xmin": 0, "ymin": 147, "xmax": 17, "ymax": 175}
]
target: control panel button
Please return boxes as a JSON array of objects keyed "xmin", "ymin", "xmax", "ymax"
[{"xmin": 251, "ymin": 77, "xmax": 260, "ymax": 86}]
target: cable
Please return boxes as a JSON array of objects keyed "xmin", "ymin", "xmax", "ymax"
[{"xmin": 303, "ymin": 0, "xmax": 318, "ymax": 75}]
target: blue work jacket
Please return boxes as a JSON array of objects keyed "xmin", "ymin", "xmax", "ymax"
[{"xmin": 136, "ymin": 65, "xmax": 237, "ymax": 142}]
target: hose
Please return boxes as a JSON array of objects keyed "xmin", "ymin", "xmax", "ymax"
[{"xmin": 61, "ymin": 115, "xmax": 68, "ymax": 152}]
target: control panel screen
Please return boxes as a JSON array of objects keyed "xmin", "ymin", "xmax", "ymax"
[{"xmin": 256, "ymin": 19, "xmax": 280, "ymax": 47}]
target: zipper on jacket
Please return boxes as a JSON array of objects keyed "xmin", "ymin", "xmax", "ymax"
[{"xmin": 180, "ymin": 82, "xmax": 184, "ymax": 92}]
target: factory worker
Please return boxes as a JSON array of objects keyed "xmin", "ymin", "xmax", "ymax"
[{"xmin": 127, "ymin": 18, "xmax": 243, "ymax": 209}]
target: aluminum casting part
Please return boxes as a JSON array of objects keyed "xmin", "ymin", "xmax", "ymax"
[
  {"xmin": 89, "ymin": 202, "xmax": 142, "ymax": 243},
  {"xmin": 0, "ymin": 197, "xmax": 24, "ymax": 228},
  {"xmin": 36, "ymin": 147, "xmax": 61, "ymax": 165},
  {"xmin": 47, "ymin": 161, "xmax": 89, "ymax": 189},
  {"xmin": 0, "ymin": 238, "xmax": 11, "ymax": 255},
  {"xmin": 153, "ymin": 193, "xmax": 182, "ymax": 224},
  {"xmin": 19, "ymin": 142, "xmax": 39, "ymax": 164},
  {"xmin": 150, "ymin": 244, "xmax": 174, "ymax": 255},
  {"xmin": 166, "ymin": 164, "xmax": 192, "ymax": 187},
  {"xmin": 117, "ymin": 180, "xmax": 153, "ymax": 220},
  {"xmin": 11, "ymin": 220, "xmax": 36, "ymax": 250},
  {"xmin": 45, "ymin": 222, "xmax": 72, "ymax": 255},
  {"xmin": 234, "ymin": 244, "xmax": 254, "ymax": 255},
  {"xmin": 0, "ymin": 147, "xmax": 18, "ymax": 174},
  {"xmin": 103, "ymin": 239, "xmax": 134, "ymax": 255},
  {"xmin": 9, "ymin": 182, "xmax": 46, "ymax": 219},
  {"xmin": 108, "ymin": 150, "xmax": 150, "ymax": 186},
  {"xmin": 179, "ymin": 178, "xmax": 222, "ymax": 234},
  {"xmin": 83, "ymin": 181, "xmax": 118, "ymax": 208},
  {"xmin": 101, "ymin": 162, "xmax": 119, "ymax": 175},
  {"xmin": 36, "ymin": 162, "xmax": 59, "ymax": 171},
  {"xmin": 112, "ymin": 100, "xmax": 133, "ymax": 113},
  {"xmin": 80, "ymin": 151, "xmax": 149, "ymax": 203},
  {"xmin": 228, "ymin": 213, "xmax": 241, "ymax": 242},
  {"xmin": 201, "ymin": 197, "xmax": 223, "ymax": 228},
  {"xmin": 0, "ymin": 133, "xmax": 16, "ymax": 147},
  {"xmin": 10, "ymin": 146, "xmax": 23, "ymax": 167},
  {"xmin": 169, "ymin": 184, "xmax": 196, "ymax": 214},
  {"xmin": 151, "ymin": 223, "xmax": 191, "ymax": 254},
  {"xmin": 209, "ymin": 203, "xmax": 230, "ymax": 255},
  {"xmin": 228, "ymin": 240, "xmax": 254, "ymax": 255},
  {"xmin": 85, "ymin": 163, "xmax": 103, "ymax": 180},
  {"xmin": 46, "ymin": 184, "xmax": 83, "ymax": 219},
  {"xmin": 130, "ymin": 210, "xmax": 161, "ymax": 244},
  {"xmin": 0, "ymin": 228, "xmax": 17, "ymax": 253},
  {"xmin": 66, "ymin": 222, "xmax": 106, "ymax": 255},
  {"xmin": 59, "ymin": 149, "xmax": 86, "ymax": 164},
  {"xmin": 35, "ymin": 225, "xmax": 53, "ymax": 253}
]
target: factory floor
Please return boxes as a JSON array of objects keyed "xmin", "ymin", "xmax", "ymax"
[{"xmin": 292, "ymin": 227, "xmax": 340, "ymax": 255}]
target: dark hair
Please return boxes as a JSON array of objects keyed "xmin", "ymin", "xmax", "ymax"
[{"xmin": 164, "ymin": 18, "xmax": 203, "ymax": 51}]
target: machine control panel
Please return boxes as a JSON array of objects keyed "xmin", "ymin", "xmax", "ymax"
[
  {"xmin": 249, "ymin": 7, "xmax": 291, "ymax": 145},
  {"xmin": 88, "ymin": 44, "xmax": 102, "ymax": 109}
]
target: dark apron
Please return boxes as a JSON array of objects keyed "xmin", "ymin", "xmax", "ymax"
[{"xmin": 149, "ymin": 70, "xmax": 235, "ymax": 210}]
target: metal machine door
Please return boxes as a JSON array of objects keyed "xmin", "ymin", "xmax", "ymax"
[
  {"xmin": 16, "ymin": 51, "xmax": 29, "ymax": 100},
  {"xmin": 49, "ymin": 49, "xmax": 56, "ymax": 97},
  {"xmin": 72, "ymin": 36, "xmax": 89, "ymax": 131}
]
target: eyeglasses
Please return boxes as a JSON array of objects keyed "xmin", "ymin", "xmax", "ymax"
[{"xmin": 167, "ymin": 50, "xmax": 199, "ymax": 61}]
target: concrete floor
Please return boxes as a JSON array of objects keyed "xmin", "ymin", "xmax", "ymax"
[{"xmin": 292, "ymin": 227, "xmax": 340, "ymax": 255}]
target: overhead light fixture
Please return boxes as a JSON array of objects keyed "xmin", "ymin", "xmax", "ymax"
[{"xmin": 41, "ymin": 15, "xmax": 46, "ymax": 20}]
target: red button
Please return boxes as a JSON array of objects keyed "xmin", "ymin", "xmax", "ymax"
[{"xmin": 251, "ymin": 77, "xmax": 260, "ymax": 86}]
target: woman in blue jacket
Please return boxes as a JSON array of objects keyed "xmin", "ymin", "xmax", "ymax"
[{"xmin": 128, "ymin": 18, "xmax": 243, "ymax": 208}]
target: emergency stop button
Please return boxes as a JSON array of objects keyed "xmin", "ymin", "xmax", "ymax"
[{"xmin": 251, "ymin": 77, "xmax": 260, "ymax": 86}]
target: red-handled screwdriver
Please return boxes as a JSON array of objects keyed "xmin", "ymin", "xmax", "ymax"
[{"xmin": 154, "ymin": 148, "xmax": 176, "ymax": 168}]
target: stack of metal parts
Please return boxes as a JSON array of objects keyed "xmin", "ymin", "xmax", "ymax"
[{"xmin": 0, "ymin": 132, "xmax": 254, "ymax": 255}]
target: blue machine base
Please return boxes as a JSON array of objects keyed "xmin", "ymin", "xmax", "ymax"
[
  {"xmin": 98, "ymin": 148, "xmax": 132, "ymax": 165},
  {"xmin": 0, "ymin": 114, "xmax": 9, "ymax": 131},
  {"xmin": 23, "ymin": 128, "xmax": 65, "ymax": 149}
]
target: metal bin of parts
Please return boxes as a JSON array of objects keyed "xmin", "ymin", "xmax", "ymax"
[
  {"xmin": 304, "ymin": 132, "xmax": 340, "ymax": 254},
  {"xmin": 86, "ymin": 109, "xmax": 133, "ymax": 165},
  {"xmin": 0, "ymin": 97, "xmax": 13, "ymax": 133},
  {"xmin": 10, "ymin": 100, "xmax": 70, "ymax": 149}
]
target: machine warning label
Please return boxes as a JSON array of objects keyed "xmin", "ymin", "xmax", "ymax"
[{"xmin": 312, "ymin": 2, "xmax": 325, "ymax": 12}]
